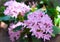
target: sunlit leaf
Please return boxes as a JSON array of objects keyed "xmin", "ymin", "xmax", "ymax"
[{"xmin": 54, "ymin": 18, "xmax": 60, "ymax": 26}]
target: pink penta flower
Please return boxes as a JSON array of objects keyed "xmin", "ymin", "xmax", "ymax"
[
  {"xmin": 24, "ymin": 10, "xmax": 53, "ymax": 41},
  {"xmin": 8, "ymin": 29, "xmax": 21, "ymax": 42},
  {"xmin": 4, "ymin": 0, "xmax": 30, "ymax": 18},
  {"xmin": 8, "ymin": 22, "xmax": 24, "ymax": 42}
]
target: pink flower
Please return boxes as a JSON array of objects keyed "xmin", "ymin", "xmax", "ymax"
[
  {"xmin": 8, "ymin": 22, "xmax": 24, "ymax": 42},
  {"xmin": 9, "ymin": 22, "xmax": 24, "ymax": 29},
  {"xmin": 43, "ymin": 34, "xmax": 51, "ymax": 42},
  {"xmin": 4, "ymin": 0, "xmax": 30, "ymax": 18},
  {"xmin": 8, "ymin": 29, "xmax": 20, "ymax": 42},
  {"xmin": 24, "ymin": 10, "xmax": 53, "ymax": 41}
]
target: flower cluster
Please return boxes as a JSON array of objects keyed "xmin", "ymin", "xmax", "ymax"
[
  {"xmin": 24, "ymin": 10, "xmax": 53, "ymax": 41},
  {"xmin": 8, "ymin": 29, "xmax": 20, "ymax": 42},
  {"xmin": 3, "ymin": 0, "xmax": 54, "ymax": 42},
  {"xmin": 8, "ymin": 22, "xmax": 24, "ymax": 42},
  {"xmin": 4, "ymin": 0, "xmax": 30, "ymax": 18}
]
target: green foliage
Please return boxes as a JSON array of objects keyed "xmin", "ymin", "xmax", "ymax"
[
  {"xmin": 0, "ymin": 6, "xmax": 5, "ymax": 17},
  {"xmin": 24, "ymin": 12, "xmax": 30, "ymax": 20},
  {"xmin": 17, "ymin": 36, "xmax": 42, "ymax": 42},
  {"xmin": 17, "ymin": 36, "xmax": 28, "ymax": 42},
  {"xmin": 13, "ymin": 25, "xmax": 23, "ymax": 32},
  {"xmin": 46, "ymin": 8, "xmax": 57, "ymax": 17},
  {"xmin": 53, "ymin": 26, "xmax": 60, "ymax": 34},
  {"xmin": 17, "ymin": 12, "xmax": 31, "ymax": 21},
  {"xmin": 54, "ymin": 17, "xmax": 60, "ymax": 26},
  {"xmin": 32, "ymin": 37, "xmax": 42, "ymax": 42},
  {"xmin": 31, "ymin": 7, "xmax": 37, "ymax": 12},
  {"xmin": 0, "ymin": 16, "xmax": 12, "ymax": 21},
  {"xmin": 37, "ymin": 0, "xmax": 58, "ymax": 18},
  {"xmin": 18, "ymin": 15, "xmax": 24, "ymax": 22},
  {"xmin": 21, "ymin": 28, "xmax": 30, "ymax": 37},
  {"xmin": 17, "ymin": 28, "xmax": 30, "ymax": 42}
]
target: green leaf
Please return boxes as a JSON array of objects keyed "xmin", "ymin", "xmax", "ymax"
[
  {"xmin": 0, "ymin": 16, "xmax": 11, "ymax": 21},
  {"xmin": 46, "ymin": 8, "xmax": 57, "ymax": 17},
  {"xmin": 59, "ymin": 21, "xmax": 60, "ymax": 27},
  {"xmin": 24, "ymin": 12, "xmax": 30, "ymax": 20},
  {"xmin": 31, "ymin": 7, "xmax": 37, "ymax": 12},
  {"xmin": 13, "ymin": 25, "xmax": 23, "ymax": 32},
  {"xmin": 54, "ymin": 18, "xmax": 60, "ymax": 26},
  {"xmin": 51, "ymin": 34, "xmax": 55, "ymax": 37},
  {"xmin": 53, "ymin": 26, "xmax": 60, "ymax": 34}
]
